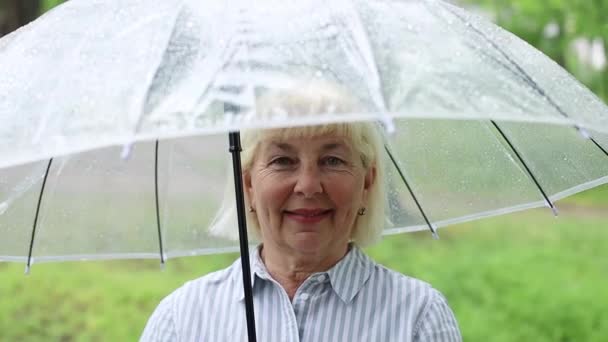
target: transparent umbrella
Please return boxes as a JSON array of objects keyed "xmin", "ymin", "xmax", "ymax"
[{"xmin": 1, "ymin": 0, "xmax": 608, "ymax": 341}]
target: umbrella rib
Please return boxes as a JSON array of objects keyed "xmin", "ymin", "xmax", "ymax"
[
  {"xmin": 590, "ymin": 137, "xmax": 608, "ymax": 158},
  {"xmin": 442, "ymin": 3, "xmax": 608, "ymax": 157},
  {"xmin": 128, "ymin": 4, "xmax": 186, "ymax": 140},
  {"xmin": 464, "ymin": 41, "xmax": 523, "ymax": 86},
  {"xmin": 384, "ymin": 145, "xmax": 438, "ymax": 239},
  {"xmin": 441, "ymin": 5, "xmax": 567, "ymax": 117},
  {"xmin": 336, "ymin": 1, "xmax": 393, "ymax": 131},
  {"xmin": 490, "ymin": 121, "xmax": 558, "ymax": 215},
  {"xmin": 154, "ymin": 140, "xmax": 166, "ymax": 265},
  {"xmin": 25, "ymin": 158, "xmax": 53, "ymax": 274}
]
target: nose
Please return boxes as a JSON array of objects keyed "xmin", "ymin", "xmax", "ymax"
[{"xmin": 293, "ymin": 163, "xmax": 323, "ymax": 198}]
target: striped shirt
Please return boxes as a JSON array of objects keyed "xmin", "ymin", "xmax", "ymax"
[{"xmin": 141, "ymin": 245, "xmax": 462, "ymax": 341}]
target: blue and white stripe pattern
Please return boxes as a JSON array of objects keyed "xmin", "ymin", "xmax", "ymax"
[{"xmin": 141, "ymin": 245, "xmax": 462, "ymax": 341}]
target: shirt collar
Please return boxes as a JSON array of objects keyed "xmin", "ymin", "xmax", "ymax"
[
  {"xmin": 235, "ymin": 243, "xmax": 374, "ymax": 304},
  {"xmin": 234, "ymin": 245, "xmax": 270, "ymax": 302},
  {"xmin": 326, "ymin": 244, "xmax": 374, "ymax": 303}
]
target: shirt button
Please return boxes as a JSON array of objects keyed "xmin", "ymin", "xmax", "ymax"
[
  {"xmin": 316, "ymin": 274, "xmax": 328, "ymax": 282},
  {"xmin": 300, "ymin": 293, "xmax": 310, "ymax": 301}
]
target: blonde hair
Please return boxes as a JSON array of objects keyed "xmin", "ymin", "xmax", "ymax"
[{"xmin": 209, "ymin": 82, "xmax": 387, "ymax": 247}]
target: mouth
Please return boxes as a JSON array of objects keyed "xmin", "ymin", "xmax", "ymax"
[{"xmin": 284, "ymin": 208, "xmax": 333, "ymax": 223}]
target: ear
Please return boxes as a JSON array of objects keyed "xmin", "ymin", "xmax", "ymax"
[
  {"xmin": 243, "ymin": 170, "xmax": 254, "ymax": 208},
  {"xmin": 362, "ymin": 163, "xmax": 376, "ymax": 201}
]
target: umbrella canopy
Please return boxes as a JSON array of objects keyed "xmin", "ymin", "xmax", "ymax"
[{"xmin": 1, "ymin": 0, "xmax": 608, "ymax": 264}]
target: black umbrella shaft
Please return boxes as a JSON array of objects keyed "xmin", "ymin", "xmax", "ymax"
[{"xmin": 229, "ymin": 131, "xmax": 258, "ymax": 342}]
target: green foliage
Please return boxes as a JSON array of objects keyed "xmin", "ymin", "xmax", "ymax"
[
  {"xmin": 462, "ymin": 0, "xmax": 608, "ymax": 100},
  {"xmin": 40, "ymin": 0, "xmax": 65, "ymax": 14}
]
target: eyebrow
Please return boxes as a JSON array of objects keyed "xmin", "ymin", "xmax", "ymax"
[
  {"xmin": 268, "ymin": 142, "xmax": 296, "ymax": 152},
  {"xmin": 320, "ymin": 143, "xmax": 346, "ymax": 152},
  {"xmin": 268, "ymin": 141, "xmax": 348, "ymax": 153}
]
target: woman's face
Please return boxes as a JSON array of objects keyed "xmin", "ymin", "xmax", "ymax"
[{"xmin": 244, "ymin": 133, "xmax": 375, "ymax": 257}]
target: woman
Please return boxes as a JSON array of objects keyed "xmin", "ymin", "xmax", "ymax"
[{"xmin": 141, "ymin": 83, "xmax": 462, "ymax": 341}]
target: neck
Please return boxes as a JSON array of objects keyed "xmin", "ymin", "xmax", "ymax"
[{"xmin": 260, "ymin": 243, "xmax": 350, "ymax": 300}]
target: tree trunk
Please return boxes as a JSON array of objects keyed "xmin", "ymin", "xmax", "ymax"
[{"xmin": 0, "ymin": 0, "xmax": 41, "ymax": 37}]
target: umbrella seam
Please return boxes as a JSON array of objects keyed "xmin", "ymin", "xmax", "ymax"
[{"xmin": 128, "ymin": 1, "xmax": 188, "ymax": 141}]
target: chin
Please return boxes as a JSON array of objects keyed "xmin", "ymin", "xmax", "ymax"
[{"xmin": 289, "ymin": 235, "xmax": 325, "ymax": 254}]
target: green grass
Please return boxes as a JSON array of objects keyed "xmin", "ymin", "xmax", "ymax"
[
  {"xmin": 1, "ymin": 185, "xmax": 607, "ymax": 341},
  {"xmin": 560, "ymin": 182, "xmax": 608, "ymax": 207}
]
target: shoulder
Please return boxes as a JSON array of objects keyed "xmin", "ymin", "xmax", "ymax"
[
  {"xmin": 165, "ymin": 259, "xmax": 238, "ymax": 309},
  {"xmin": 370, "ymin": 262, "xmax": 437, "ymax": 302},
  {"xmin": 367, "ymin": 263, "xmax": 461, "ymax": 340},
  {"xmin": 141, "ymin": 260, "xmax": 241, "ymax": 341},
  {"xmin": 140, "ymin": 262, "xmax": 239, "ymax": 341},
  {"xmin": 366, "ymin": 259, "xmax": 453, "ymax": 316},
  {"xmin": 153, "ymin": 259, "xmax": 240, "ymax": 323},
  {"xmin": 370, "ymin": 265, "xmax": 462, "ymax": 341},
  {"xmin": 347, "ymin": 246, "xmax": 438, "ymax": 307}
]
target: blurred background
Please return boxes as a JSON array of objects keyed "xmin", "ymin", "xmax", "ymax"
[{"xmin": 0, "ymin": 0, "xmax": 606, "ymax": 341}]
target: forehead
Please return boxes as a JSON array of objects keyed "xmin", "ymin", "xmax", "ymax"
[{"xmin": 260, "ymin": 132, "xmax": 353, "ymax": 152}]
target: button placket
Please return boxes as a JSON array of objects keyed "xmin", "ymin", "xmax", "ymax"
[{"xmin": 293, "ymin": 282, "xmax": 316, "ymax": 341}]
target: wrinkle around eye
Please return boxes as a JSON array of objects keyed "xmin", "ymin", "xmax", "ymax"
[
  {"xmin": 253, "ymin": 166, "xmax": 280, "ymax": 180},
  {"xmin": 321, "ymin": 156, "xmax": 347, "ymax": 167}
]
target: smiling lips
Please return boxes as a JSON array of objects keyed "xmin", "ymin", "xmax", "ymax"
[{"xmin": 284, "ymin": 208, "xmax": 332, "ymax": 223}]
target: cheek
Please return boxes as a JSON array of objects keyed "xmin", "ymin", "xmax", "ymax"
[
  {"xmin": 252, "ymin": 174, "xmax": 293, "ymax": 210},
  {"xmin": 326, "ymin": 174, "xmax": 365, "ymax": 209}
]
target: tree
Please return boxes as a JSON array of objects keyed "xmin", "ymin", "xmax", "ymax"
[{"xmin": 0, "ymin": 0, "xmax": 41, "ymax": 37}]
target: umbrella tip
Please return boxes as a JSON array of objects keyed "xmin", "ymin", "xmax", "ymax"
[
  {"xmin": 381, "ymin": 117, "xmax": 396, "ymax": 135},
  {"xmin": 0, "ymin": 201, "xmax": 8, "ymax": 215},
  {"xmin": 545, "ymin": 198, "xmax": 558, "ymax": 216},
  {"xmin": 550, "ymin": 204, "xmax": 559, "ymax": 217},
  {"xmin": 121, "ymin": 143, "xmax": 133, "ymax": 160},
  {"xmin": 431, "ymin": 227, "xmax": 440, "ymax": 240},
  {"xmin": 575, "ymin": 126, "xmax": 591, "ymax": 140},
  {"xmin": 24, "ymin": 264, "xmax": 31, "ymax": 275}
]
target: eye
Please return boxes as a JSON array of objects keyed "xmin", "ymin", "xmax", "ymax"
[
  {"xmin": 269, "ymin": 156, "xmax": 295, "ymax": 167},
  {"xmin": 322, "ymin": 156, "xmax": 346, "ymax": 167}
]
